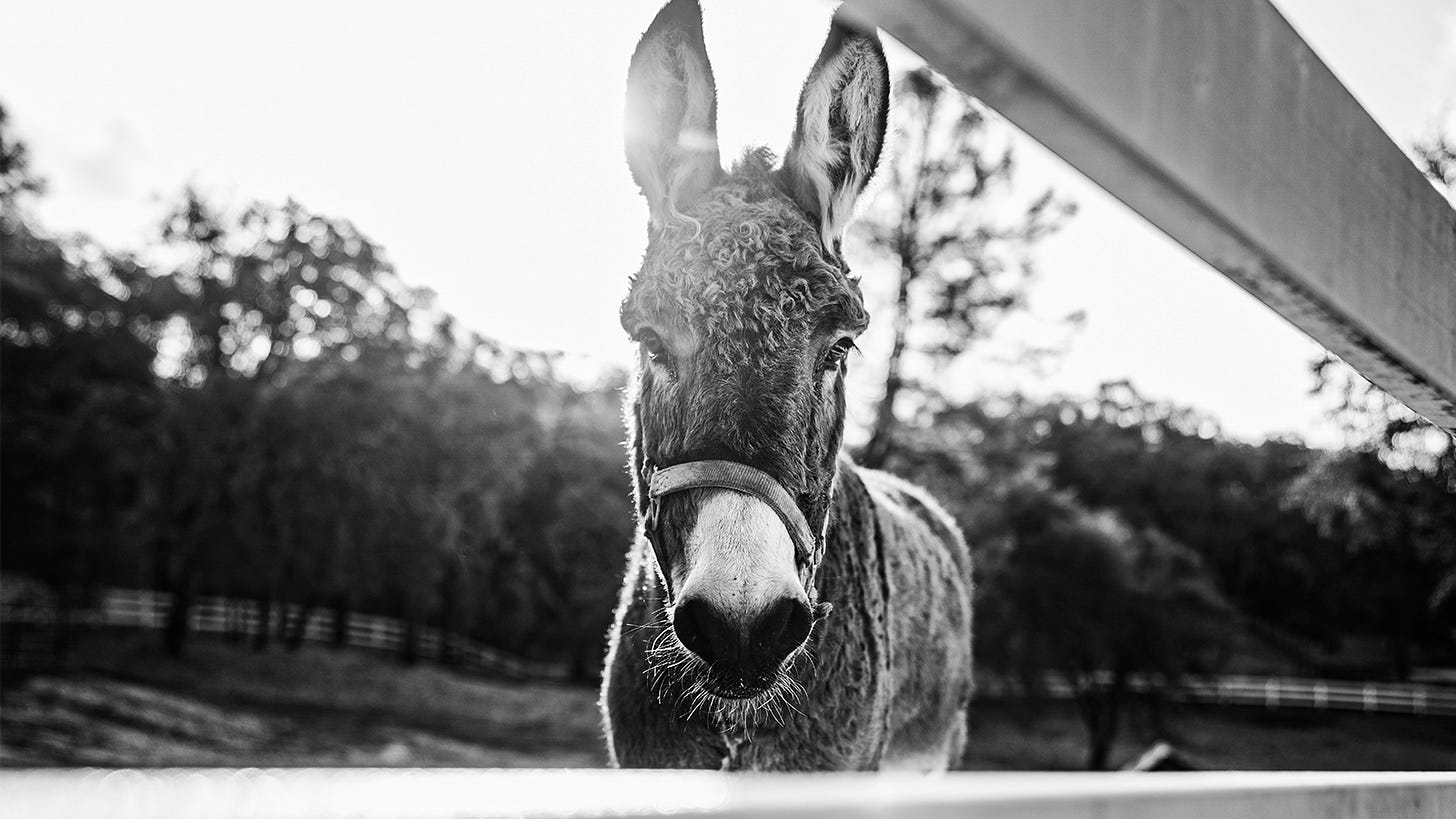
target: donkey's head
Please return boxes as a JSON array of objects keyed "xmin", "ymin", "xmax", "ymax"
[{"xmin": 622, "ymin": 0, "xmax": 888, "ymax": 706}]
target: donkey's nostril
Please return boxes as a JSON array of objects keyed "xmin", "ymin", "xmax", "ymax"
[
  {"xmin": 758, "ymin": 597, "xmax": 812, "ymax": 662},
  {"xmin": 672, "ymin": 597, "xmax": 735, "ymax": 665},
  {"xmin": 672, "ymin": 595, "xmax": 812, "ymax": 687}
]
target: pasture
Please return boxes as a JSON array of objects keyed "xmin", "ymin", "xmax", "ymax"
[{"xmin": 3, "ymin": 632, "xmax": 1450, "ymax": 771}]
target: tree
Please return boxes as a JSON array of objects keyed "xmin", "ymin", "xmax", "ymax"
[
  {"xmin": 883, "ymin": 398, "xmax": 1232, "ymax": 768},
  {"xmin": 1, "ymin": 108, "xmax": 164, "ymax": 614},
  {"xmin": 493, "ymin": 380, "xmax": 632, "ymax": 679},
  {"xmin": 127, "ymin": 192, "xmax": 411, "ymax": 653},
  {"xmin": 852, "ymin": 68, "xmax": 1076, "ymax": 468},
  {"xmin": 978, "ymin": 491, "xmax": 1232, "ymax": 770},
  {"xmin": 967, "ymin": 382, "xmax": 1456, "ymax": 677},
  {"xmin": 1413, "ymin": 130, "xmax": 1455, "ymax": 200},
  {"xmin": 1282, "ymin": 448, "xmax": 1456, "ymax": 676},
  {"xmin": 0, "ymin": 102, "xmax": 44, "ymax": 202},
  {"xmin": 2, "ymin": 103, "xmax": 637, "ymax": 676}
]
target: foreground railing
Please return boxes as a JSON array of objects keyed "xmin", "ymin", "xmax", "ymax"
[{"xmin": 4, "ymin": 769, "xmax": 1454, "ymax": 819}]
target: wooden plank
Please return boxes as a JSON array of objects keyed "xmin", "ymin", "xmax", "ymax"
[
  {"xmin": 4, "ymin": 770, "xmax": 1454, "ymax": 819},
  {"xmin": 847, "ymin": 0, "xmax": 1456, "ymax": 432}
]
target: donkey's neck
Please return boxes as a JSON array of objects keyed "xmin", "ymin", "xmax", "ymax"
[{"xmin": 724, "ymin": 457, "xmax": 898, "ymax": 768}]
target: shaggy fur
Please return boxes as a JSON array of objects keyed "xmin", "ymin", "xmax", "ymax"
[
  {"xmin": 604, "ymin": 457, "xmax": 972, "ymax": 770},
  {"xmin": 620, "ymin": 150, "xmax": 868, "ymax": 538},
  {"xmin": 600, "ymin": 0, "xmax": 973, "ymax": 772}
]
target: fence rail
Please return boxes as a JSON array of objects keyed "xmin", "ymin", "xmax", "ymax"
[
  {"xmin": 978, "ymin": 672, "xmax": 1456, "ymax": 717},
  {"xmin": 846, "ymin": 0, "xmax": 1456, "ymax": 432},
  {"xmin": 6, "ymin": 587, "xmax": 1454, "ymax": 716},
  {"xmin": 3, "ymin": 769, "xmax": 1455, "ymax": 819},
  {"xmin": 1, "ymin": 587, "xmax": 568, "ymax": 682}
]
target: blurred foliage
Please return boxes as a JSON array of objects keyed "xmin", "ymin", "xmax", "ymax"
[
  {"xmin": 879, "ymin": 380, "xmax": 1455, "ymax": 766},
  {"xmin": 1413, "ymin": 130, "xmax": 1456, "ymax": 199},
  {"xmin": 1, "ymin": 112, "xmax": 631, "ymax": 678},
  {"xmin": 851, "ymin": 68, "xmax": 1078, "ymax": 468}
]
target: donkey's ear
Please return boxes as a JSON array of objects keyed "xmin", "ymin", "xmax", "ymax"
[
  {"xmin": 626, "ymin": 0, "xmax": 723, "ymax": 228},
  {"xmin": 782, "ymin": 8, "xmax": 890, "ymax": 253}
]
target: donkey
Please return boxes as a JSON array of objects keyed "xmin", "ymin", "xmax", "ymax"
[{"xmin": 600, "ymin": 0, "xmax": 973, "ymax": 771}]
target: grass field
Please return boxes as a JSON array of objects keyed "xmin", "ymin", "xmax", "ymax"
[
  {"xmin": 1, "ymin": 632, "xmax": 605, "ymax": 767},
  {"xmin": 2, "ymin": 631, "xmax": 1452, "ymax": 769},
  {"xmin": 963, "ymin": 699, "xmax": 1455, "ymax": 771}
]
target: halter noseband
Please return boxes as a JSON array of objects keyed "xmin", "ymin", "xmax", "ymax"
[{"xmin": 642, "ymin": 460, "xmax": 824, "ymax": 602}]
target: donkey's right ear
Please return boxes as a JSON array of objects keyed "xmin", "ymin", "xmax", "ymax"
[{"xmin": 625, "ymin": 0, "xmax": 723, "ymax": 228}]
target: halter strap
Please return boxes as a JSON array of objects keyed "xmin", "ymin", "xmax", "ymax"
[{"xmin": 643, "ymin": 460, "xmax": 821, "ymax": 598}]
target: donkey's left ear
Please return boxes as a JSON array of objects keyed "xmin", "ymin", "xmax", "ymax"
[{"xmin": 782, "ymin": 7, "xmax": 890, "ymax": 253}]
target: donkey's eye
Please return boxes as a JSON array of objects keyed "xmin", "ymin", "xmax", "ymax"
[
  {"xmin": 637, "ymin": 330, "xmax": 671, "ymax": 364},
  {"xmin": 822, "ymin": 337, "xmax": 856, "ymax": 371}
]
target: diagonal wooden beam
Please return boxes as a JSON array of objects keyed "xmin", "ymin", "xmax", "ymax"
[{"xmin": 847, "ymin": 0, "xmax": 1456, "ymax": 433}]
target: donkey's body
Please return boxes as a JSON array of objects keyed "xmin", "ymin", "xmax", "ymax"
[
  {"xmin": 599, "ymin": 0, "xmax": 972, "ymax": 772},
  {"xmin": 605, "ymin": 459, "xmax": 972, "ymax": 770}
]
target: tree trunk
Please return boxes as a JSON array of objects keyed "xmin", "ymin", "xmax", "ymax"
[
  {"xmin": 275, "ymin": 601, "xmax": 292, "ymax": 640},
  {"xmin": 285, "ymin": 604, "xmax": 312, "ymax": 651},
  {"xmin": 163, "ymin": 584, "xmax": 192, "ymax": 657},
  {"xmin": 860, "ymin": 256, "xmax": 916, "ymax": 470},
  {"xmin": 1383, "ymin": 568, "xmax": 1417, "ymax": 679},
  {"xmin": 252, "ymin": 597, "xmax": 272, "ymax": 651},
  {"xmin": 1145, "ymin": 691, "xmax": 1169, "ymax": 738},
  {"xmin": 52, "ymin": 589, "xmax": 75, "ymax": 668},
  {"xmin": 224, "ymin": 600, "xmax": 239, "ymax": 642},
  {"xmin": 437, "ymin": 619, "xmax": 458, "ymax": 668},
  {"xmin": 400, "ymin": 618, "xmax": 420, "ymax": 665},
  {"xmin": 331, "ymin": 599, "xmax": 350, "ymax": 648},
  {"xmin": 569, "ymin": 636, "xmax": 601, "ymax": 684},
  {"xmin": 437, "ymin": 570, "xmax": 459, "ymax": 667},
  {"xmin": 1081, "ymin": 672, "xmax": 1128, "ymax": 770},
  {"xmin": 157, "ymin": 534, "xmax": 195, "ymax": 658}
]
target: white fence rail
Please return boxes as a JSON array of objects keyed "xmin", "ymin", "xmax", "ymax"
[
  {"xmin": 978, "ymin": 672, "xmax": 1456, "ymax": 718},
  {"xmin": 1, "ymin": 588, "xmax": 568, "ymax": 682},
  {"xmin": 3, "ymin": 769, "xmax": 1455, "ymax": 819},
  {"xmin": 7, "ymin": 587, "xmax": 1454, "ymax": 716},
  {"xmin": 846, "ymin": 0, "xmax": 1456, "ymax": 432}
]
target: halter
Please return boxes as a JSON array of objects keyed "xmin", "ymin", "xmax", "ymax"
[{"xmin": 642, "ymin": 459, "xmax": 824, "ymax": 604}]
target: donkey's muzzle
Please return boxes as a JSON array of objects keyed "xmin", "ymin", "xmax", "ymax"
[{"xmin": 674, "ymin": 595, "xmax": 811, "ymax": 694}]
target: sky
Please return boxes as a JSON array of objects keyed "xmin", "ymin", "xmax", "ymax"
[{"xmin": 3, "ymin": 0, "xmax": 1454, "ymax": 447}]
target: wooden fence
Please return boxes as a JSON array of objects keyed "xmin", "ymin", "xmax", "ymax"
[
  {"xmin": 1, "ymin": 587, "xmax": 568, "ymax": 682},
  {"xmin": 6, "ymin": 587, "xmax": 1453, "ymax": 717},
  {"xmin": 978, "ymin": 671, "xmax": 1456, "ymax": 718}
]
